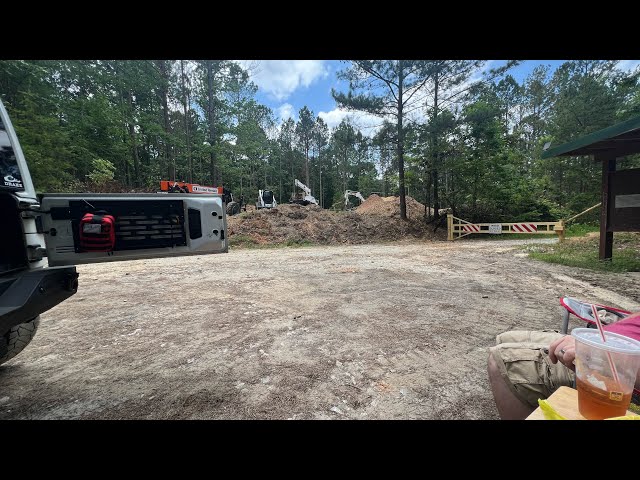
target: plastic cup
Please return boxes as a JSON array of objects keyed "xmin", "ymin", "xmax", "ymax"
[{"xmin": 572, "ymin": 328, "xmax": 640, "ymax": 419}]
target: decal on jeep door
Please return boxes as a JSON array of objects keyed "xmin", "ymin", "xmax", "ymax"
[{"xmin": 0, "ymin": 116, "xmax": 24, "ymax": 190}]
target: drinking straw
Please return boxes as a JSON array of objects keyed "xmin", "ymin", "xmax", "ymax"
[{"xmin": 591, "ymin": 304, "xmax": 620, "ymax": 384}]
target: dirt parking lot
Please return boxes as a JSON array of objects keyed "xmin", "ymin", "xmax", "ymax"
[{"xmin": 1, "ymin": 239, "xmax": 638, "ymax": 419}]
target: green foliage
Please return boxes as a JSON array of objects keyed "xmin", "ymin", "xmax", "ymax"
[
  {"xmin": 512, "ymin": 197, "xmax": 568, "ymax": 223},
  {"xmin": 11, "ymin": 103, "xmax": 79, "ymax": 192},
  {"xmin": 1, "ymin": 59, "xmax": 638, "ymax": 227},
  {"xmin": 87, "ymin": 158, "xmax": 116, "ymax": 184}
]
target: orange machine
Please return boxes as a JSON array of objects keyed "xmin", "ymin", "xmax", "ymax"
[{"xmin": 159, "ymin": 180, "xmax": 221, "ymax": 195}]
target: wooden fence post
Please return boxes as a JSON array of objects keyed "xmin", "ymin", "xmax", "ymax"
[
  {"xmin": 447, "ymin": 213, "xmax": 453, "ymax": 241},
  {"xmin": 555, "ymin": 220, "xmax": 565, "ymax": 242}
]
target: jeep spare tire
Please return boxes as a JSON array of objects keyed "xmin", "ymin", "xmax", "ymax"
[{"xmin": 0, "ymin": 316, "xmax": 40, "ymax": 365}]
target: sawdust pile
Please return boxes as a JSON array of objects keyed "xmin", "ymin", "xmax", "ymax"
[{"xmin": 228, "ymin": 196, "xmax": 444, "ymax": 246}]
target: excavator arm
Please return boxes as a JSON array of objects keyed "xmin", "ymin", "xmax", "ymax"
[
  {"xmin": 345, "ymin": 190, "xmax": 366, "ymax": 208},
  {"xmin": 294, "ymin": 179, "xmax": 311, "ymax": 196},
  {"xmin": 292, "ymin": 179, "xmax": 318, "ymax": 206}
]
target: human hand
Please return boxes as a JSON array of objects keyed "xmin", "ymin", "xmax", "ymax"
[{"xmin": 548, "ymin": 335, "xmax": 576, "ymax": 371}]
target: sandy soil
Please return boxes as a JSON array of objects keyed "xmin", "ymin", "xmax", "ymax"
[{"xmin": 1, "ymin": 239, "xmax": 638, "ymax": 420}]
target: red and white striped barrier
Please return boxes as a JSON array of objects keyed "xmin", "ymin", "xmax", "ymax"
[
  {"xmin": 512, "ymin": 223, "xmax": 538, "ymax": 233},
  {"xmin": 447, "ymin": 213, "xmax": 564, "ymax": 241}
]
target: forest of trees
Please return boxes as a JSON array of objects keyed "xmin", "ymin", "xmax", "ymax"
[{"xmin": 1, "ymin": 60, "xmax": 639, "ymax": 223}]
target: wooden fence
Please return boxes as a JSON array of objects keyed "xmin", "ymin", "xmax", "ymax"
[{"xmin": 447, "ymin": 214, "xmax": 565, "ymax": 241}]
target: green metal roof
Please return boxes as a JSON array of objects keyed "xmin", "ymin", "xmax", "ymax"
[{"xmin": 541, "ymin": 115, "xmax": 640, "ymax": 159}]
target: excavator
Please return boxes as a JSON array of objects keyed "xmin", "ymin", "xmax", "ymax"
[
  {"xmin": 289, "ymin": 179, "xmax": 318, "ymax": 206},
  {"xmin": 344, "ymin": 190, "xmax": 366, "ymax": 210},
  {"xmin": 256, "ymin": 189, "xmax": 277, "ymax": 210}
]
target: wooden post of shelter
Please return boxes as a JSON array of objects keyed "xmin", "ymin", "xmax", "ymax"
[{"xmin": 597, "ymin": 154, "xmax": 616, "ymax": 261}]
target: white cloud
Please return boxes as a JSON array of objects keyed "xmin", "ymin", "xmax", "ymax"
[
  {"xmin": 318, "ymin": 108, "xmax": 384, "ymax": 136},
  {"xmin": 277, "ymin": 103, "xmax": 296, "ymax": 121},
  {"xmin": 617, "ymin": 60, "xmax": 640, "ymax": 72},
  {"xmin": 238, "ymin": 60, "xmax": 329, "ymax": 101},
  {"xmin": 318, "ymin": 108, "xmax": 349, "ymax": 128}
]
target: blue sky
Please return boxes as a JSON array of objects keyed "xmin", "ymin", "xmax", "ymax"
[{"xmin": 238, "ymin": 60, "xmax": 639, "ymax": 134}]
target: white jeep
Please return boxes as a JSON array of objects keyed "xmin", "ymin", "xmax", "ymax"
[{"xmin": 0, "ymin": 99, "xmax": 228, "ymax": 366}]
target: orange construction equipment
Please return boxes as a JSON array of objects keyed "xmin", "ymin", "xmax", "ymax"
[{"xmin": 159, "ymin": 180, "xmax": 221, "ymax": 195}]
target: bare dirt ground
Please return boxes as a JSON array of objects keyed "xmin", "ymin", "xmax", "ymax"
[{"xmin": 1, "ymin": 239, "xmax": 638, "ymax": 420}]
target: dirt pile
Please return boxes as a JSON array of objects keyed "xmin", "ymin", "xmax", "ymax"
[
  {"xmin": 357, "ymin": 194, "xmax": 428, "ymax": 218},
  {"xmin": 228, "ymin": 199, "xmax": 444, "ymax": 246}
]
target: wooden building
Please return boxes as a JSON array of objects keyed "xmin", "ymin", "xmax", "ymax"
[{"xmin": 541, "ymin": 116, "xmax": 640, "ymax": 260}]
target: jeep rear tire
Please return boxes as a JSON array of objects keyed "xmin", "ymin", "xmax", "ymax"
[{"xmin": 0, "ymin": 316, "xmax": 40, "ymax": 365}]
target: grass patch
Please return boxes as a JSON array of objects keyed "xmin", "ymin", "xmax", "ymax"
[
  {"xmin": 229, "ymin": 234, "xmax": 259, "ymax": 247},
  {"xmin": 564, "ymin": 223, "xmax": 599, "ymax": 238},
  {"xmin": 466, "ymin": 232, "xmax": 557, "ymax": 240},
  {"xmin": 524, "ymin": 232, "xmax": 640, "ymax": 273}
]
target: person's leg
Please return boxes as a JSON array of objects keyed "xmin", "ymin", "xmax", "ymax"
[
  {"xmin": 488, "ymin": 331, "xmax": 575, "ymax": 420},
  {"xmin": 488, "ymin": 351, "xmax": 535, "ymax": 419}
]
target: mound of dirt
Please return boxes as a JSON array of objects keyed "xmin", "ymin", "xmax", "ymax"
[
  {"xmin": 357, "ymin": 194, "xmax": 428, "ymax": 219},
  {"xmin": 228, "ymin": 201, "xmax": 444, "ymax": 246}
]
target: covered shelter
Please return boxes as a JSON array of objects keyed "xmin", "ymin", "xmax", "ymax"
[{"xmin": 541, "ymin": 116, "xmax": 640, "ymax": 260}]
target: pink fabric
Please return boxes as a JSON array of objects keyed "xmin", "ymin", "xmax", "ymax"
[{"xmin": 603, "ymin": 312, "xmax": 640, "ymax": 341}]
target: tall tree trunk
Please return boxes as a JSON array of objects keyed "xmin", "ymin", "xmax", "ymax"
[
  {"xmin": 432, "ymin": 73, "xmax": 440, "ymax": 218},
  {"xmin": 423, "ymin": 178, "xmax": 428, "ymax": 218},
  {"xmin": 425, "ymin": 166, "xmax": 432, "ymax": 220},
  {"xmin": 305, "ymin": 143, "xmax": 310, "ymax": 187},
  {"xmin": 319, "ymin": 162, "xmax": 323, "ymax": 208},
  {"xmin": 342, "ymin": 148, "xmax": 347, "ymax": 193},
  {"xmin": 206, "ymin": 60, "xmax": 217, "ymax": 185},
  {"xmin": 187, "ymin": 92, "xmax": 193, "ymax": 183},
  {"xmin": 180, "ymin": 60, "xmax": 192, "ymax": 183},
  {"xmin": 113, "ymin": 62, "xmax": 129, "ymax": 186},
  {"xmin": 429, "ymin": 171, "xmax": 434, "ymax": 220},
  {"xmin": 157, "ymin": 60, "xmax": 173, "ymax": 180},
  {"xmin": 279, "ymin": 152, "xmax": 282, "ymax": 204},
  {"xmin": 127, "ymin": 91, "xmax": 140, "ymax": 187},
  {"xmin": 290, "ymin": 148, "xmax": 295, "ymax": 199},
  {"xmin": 472, "ymin": 164, "xmax": 479, "ymax": 220},
  {"xmin": 397, "ymin": 60, "xmax": 407, "ymax": 220}
]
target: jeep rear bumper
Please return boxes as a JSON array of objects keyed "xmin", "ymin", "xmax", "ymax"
[{"xmin": 0, "ymin": 266, "xmax": 78, "ymax": 333}]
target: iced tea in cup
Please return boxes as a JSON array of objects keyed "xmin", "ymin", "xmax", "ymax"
[{"xmin": 572, "ymin": 328, "xmax": 640, "ymax": 419}]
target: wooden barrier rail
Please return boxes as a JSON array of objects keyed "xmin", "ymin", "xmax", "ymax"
[
  {"xmin": 447, "ymin": 213, "xmax": 565, "ymax": 241},
  {"xmin": 564, "ymin": 202, "xmax": 601, "ymax": 225}
]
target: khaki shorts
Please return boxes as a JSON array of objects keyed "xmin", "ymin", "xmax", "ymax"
[{"xmin": 489, "ymin": 330, "xmax": 575, "ymax": 408}]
